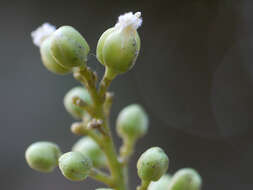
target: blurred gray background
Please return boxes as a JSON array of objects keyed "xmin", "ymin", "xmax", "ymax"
[{"xmin": 1, "ymin": 0, "xmax": 253, "ymax": 189}]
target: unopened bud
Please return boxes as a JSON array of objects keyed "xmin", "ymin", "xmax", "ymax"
[
  {"xmin": 51, "ymin": 26, "xmax": 90, "ymax": 68},
  {"xmin": 59, "ymin": 151, "xmax": 92, "ymax": 181},
  {"xmin": 25, "ymin": 141, "xmax": 61, "ymax": 173},
  {"xmin": 137, "ymin": 147, "xmax": 169, "ymax": 182}
]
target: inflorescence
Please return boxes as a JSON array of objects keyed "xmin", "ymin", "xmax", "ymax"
[{"xmin": 25, "ymin": 12, "xmax": 202, "ymax": 190}]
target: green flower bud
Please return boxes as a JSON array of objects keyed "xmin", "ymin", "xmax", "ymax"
[
  {"xmin": 72, "ymin": 136, "xmax": 106, "ymax": 168},
  {"xmin": 168, "ymin": 168, "xmax": 202, "ymax": 190},
  {"xmin": 148, "ymin": 174, "xmax": 171, "ymax": 190},
  {"xmin": 25, "ymin": 141, "xmax": 61, "ymax": 173},
  {"xmin": 59, "ymin": 151, "xmax": 92, "ymax": 181},
  {"xmin": 51, "ymin": 26, "xmax": 90, "ymax": 68},
  {"xmin": 64, "ymin": 86, "xmax": 92, "ymax": 118},
  {"xmin": 96, "ymin": 27, "xmax": 115, "ymax": 66},
  {"xmin": 96, "ymin": 12, "xmax": 142, "ymax": 78},
  {"xmin": 137, "ymin": 147, "xmax": 169, "ymax": 182},
  {"xmin": 116, "ymin": 104, "xmax": 148, "ymax": 141},
  {"xmin": 40, "ymin": 36, "xmax": 71, "ymax": 75}
]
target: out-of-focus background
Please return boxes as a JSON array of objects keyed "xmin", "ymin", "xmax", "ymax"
[{"xmin": 1, "ymin": 0, "xmax": 253, "ymax": 189}]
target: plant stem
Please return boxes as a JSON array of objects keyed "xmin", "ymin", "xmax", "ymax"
[
  {"xmin": 76, "ymin": 67, "xmax": 127, "ymax": 190},
  {"xmin": 120, "ymin": 138, "xmax": 135, "ymax": 165},
  {"xmin": 96, "ymin": 116, "xmax": 126, "ymax": 190},
  {"xmin": 89, "ymin": 168, "xmax": 114, "ymax": 186},
  {"xmin": 104, "ymin": 92, "xmax": 114, "ymax": 117},
  {"xmin": 98, "ymin": 67, "xmax": 117, "ymax": 99},
  {"xmin": 137, "ymin": 180, "xmax": 151, "ymax": 190}
]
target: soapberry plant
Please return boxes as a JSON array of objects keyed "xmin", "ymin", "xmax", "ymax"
[{"xmin": 25, "ymin": 12, "xmax": 202, "ymax": 190}]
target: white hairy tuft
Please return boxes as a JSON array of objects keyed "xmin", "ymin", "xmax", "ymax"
[
  {"xmin": 31, "ymin": 23, "xmax": 56, "ymax": 47},
  {"xmin": 115, "ymin": 12, "xmax": 142, "ymax": 32}
]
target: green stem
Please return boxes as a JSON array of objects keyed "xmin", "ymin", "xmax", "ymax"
[
  {"xmin": 97, "ymin": 117, "xmax": 126, "ymax": 190},
  {"xmin": 89, "ymin": 168, "xmax": 114, "ymax": 186},
  {"xmin": 104, "ymin": 92, "xmax": 114, "ymax": 117},
  {"xmin": 75, "ymin": 66, "xmax": 126, "ymax": 190},
  {"xmin": 120, "ymin": 138, "xmax": 136, "ymax": 165},
  {"xmin": 137, "ymin": 180, "xmax": 151, "ymax": 190},
  {"xmin": 99, "ymin": 67, "xmax": 117, "ymax": 100},
  {"xmin": 120, "ymin": 138, "xmax": 135, "ymax": 190},
  {"xmin": 74, "ymin": 66, "xmax": 101, "ymax": 107}
]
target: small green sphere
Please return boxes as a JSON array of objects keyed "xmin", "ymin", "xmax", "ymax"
[
  {"xmin": 25, "ymin": 141, "xmax": 61, "ymax": 173},
  {"xmin": 64, "ymin": 86, "xmax": 92, "ymax": 118},
  {"xmin": 148, "ymin": 174, "xmax": 171, "ymax": 190},
  {"xmin": 59, "ymin": 151, "xmax": 92, "ymax": 181},
  {"xmin": 168, "ymin": 168, "xmax": 202, "ymax": 190},
  {"xmin": 40, "ymin": 37, "xmax": 71, "ymax": 75},
  {"xmin": 51, "ymin": 26, "xmax": 90, "ymax": 68},
  {"xmin": 116, "ymin": 104, "xmax": 148, "ymax": 140},
  {"xmin": 72, "ymin": 136, "xmax": 106, "ymax": 168},
  {"xmin": 137, "ymin": 147, "xmax": 169, "ymax": 182},
  {"xmin": 96, "ymin": 27, "xmax": 140, "ymax": 76}
]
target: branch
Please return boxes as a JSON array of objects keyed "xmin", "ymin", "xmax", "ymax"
[
  {"xmin": 119, "ymin": 138, "xmax": 136, "ymax": 165},
  {"xmin": 137, "ymin": 180, "xmax": 151, "ymax": 190},
  {"xmin": 89, "ymin": 168, "xmax": 114, "ymax": 186}
]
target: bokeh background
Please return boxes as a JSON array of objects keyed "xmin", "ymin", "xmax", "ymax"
[{"xmin": 1, "ymin": 0, "xmax": 253, "ymax": 189}]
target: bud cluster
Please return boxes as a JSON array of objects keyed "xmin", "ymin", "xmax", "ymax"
[{"xmin": 25, "ymin": 11, "xmax": 202, "ymax": 190}]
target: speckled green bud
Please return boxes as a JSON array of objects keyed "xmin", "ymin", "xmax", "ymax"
[
  {"xmin": 168, "ymin": 168, "xmax": 202, "ymax": 190},
  {"xmin": 137, "ymin": 147, "xmax": 169, "ymax": 182},
  {"xmin": 72, "ymin": 136, "xmax": 106, "ymax": 168},
  {"xmin": 59, "ymin": 151, "xmax": 92, "ymax": 181},
  {"xmin": 25, "ymin": 141, "xmax": 61, "ymax": 173},
  {"xmin": 148, "ymin": 174, "xmax": 171, "ymax": 190},
  {"xmin": 96, "ymin": 28, "xmax": 140, "ymax": 77},
  {"xmin": 51, "ymin": 26, "xmax": 90, "ymax": 68},
  {"xmin": 96, "ymin": 27, "xmax": 115, "ymax": 66},
  {"xmin": 40, "ymin": 37, "xmax": 71, "ymax": 75},
  {"xmin": 64, "ymin": 86, "xmax": 92, "ymax": 118},
  {"xmin": 116, "ymin": 104, "xmax": 148, "ymax": 141}
]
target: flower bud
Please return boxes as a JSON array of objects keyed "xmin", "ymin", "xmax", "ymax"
[
  {"xmin": 64, "ymin": 86, "xmax": 92, "ymax": 118},
  {"xmin": 96, "ymin": 12, "xmax": 142, "ymax": 78},
  {"xmin": 137, "ymin": 147, "xmax": 169, "ymax": 182},
  {"xmin": 96, "ymin": 27, "xmax": 115, "ymax": 66},
  {"xmin": 59, "ymin": 151, "xmax": 92, "ymax": 181},
  {"xmin": 96, "ymin": 189, "xmax": 113, "ymax": 190},
  {"xmin": 168, "ymin": 168, "xmax": 202, "ymax": 190},
  {"xmin": 40, "ymin": 36, "xmax": 72, "ymax": 75},
  {"xmin": 116, "ymin": 104, "xmax": 148, "ymax": 141},
  {"xmin": 25, "ymin": 141, "xmax": 61, "ymax": 173},
  {"xmin": 72, "ymin": 136, "xmax": 106, "ymax": 168},
  {"xmin": 148, "ymin": 174, "xmax": 171, "ymax": 190},
  {"xmin": 51, "ymin": 26, "xmax": 90, "ymax": 68}
]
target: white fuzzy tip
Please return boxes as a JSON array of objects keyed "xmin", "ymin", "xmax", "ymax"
[
  {"xmin": 115, "ymin": 12, "xmax": 142, "ymax": 32},
  {"xmin": 31, "ymin": 23, "xmax": 56, "ymax": 47}
]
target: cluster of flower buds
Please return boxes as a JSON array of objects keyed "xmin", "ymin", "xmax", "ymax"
[
  {"xmin": 147, "ymin": 168, "xmax": 202, "ymax": 190},
  {"xmin": 25, "ymin": 11, "xmax": 202, "ymax": 190},
  {"xmin": 32, "ymin": 11, "xmax": 141, "ymax": 79},
  {"xmin": 32, "ymin": 23, "xmax": 90, "ymax": 75}
]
